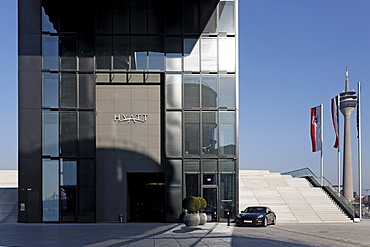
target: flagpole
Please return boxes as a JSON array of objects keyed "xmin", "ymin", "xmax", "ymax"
[
  {"xmin": 357, "ymin": 82, "xmax": 362, "ymax": 219},
  {"xmin": 320, "ymin": 104, "xmax": 324, "ymax": 185},
  {"xmin": 337, "ymin": 94, "xmax": 341, "ymax": 194}
]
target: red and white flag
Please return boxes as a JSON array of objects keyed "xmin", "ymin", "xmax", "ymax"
[
  {"xmin": 331, "ymin": 96, "xmax": 339, "ymax": 148},
  {"xmin": 310, "ymin": 105, "xmax": 322, "ymax": 152}
]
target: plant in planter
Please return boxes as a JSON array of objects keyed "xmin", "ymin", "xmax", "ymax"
[
  {"xmin": 182, "ymin": 196, "xmax": 201, "ymax": 226},
  {"xmin": 196, "ymin": 197, "xmax": 207, "ymax": 225}
]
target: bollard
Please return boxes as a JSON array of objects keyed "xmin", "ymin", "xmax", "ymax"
[
  {"xmin": 227, "ymin": 211, "xmax": 230, "ymax": 226},
  {"xmin": 119, "ymin": 214, "xmax": 123, "ymax": 223}
]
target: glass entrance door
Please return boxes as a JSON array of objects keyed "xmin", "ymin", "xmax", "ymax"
[{"xmin": 203, "ymin": 187, "xmax": 217, "ymax": 221}]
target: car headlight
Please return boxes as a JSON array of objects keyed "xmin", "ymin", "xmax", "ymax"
[
  {"xmin": 237, "ymin": 215, "xmax": 241, "ymax": 218},
  {"xmin": 257, "ymin": 214, "xmax": 264, "ymax": 219}
]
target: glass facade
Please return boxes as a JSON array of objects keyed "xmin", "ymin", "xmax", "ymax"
[{"xmin": 20, "ymin": 0, "xmax": 237, "ymax": 223}]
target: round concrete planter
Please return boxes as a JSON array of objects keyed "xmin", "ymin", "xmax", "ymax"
[
  {"xmin": 198, "ymin": 213, "xmax": 207, "ymax": 225},
  {"xmin": 183, "ymin": 213, "xmax": 200, "ymax": 227}
]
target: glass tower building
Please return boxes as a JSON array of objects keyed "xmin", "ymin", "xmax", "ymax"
[{"xmin": 18, "ymin": 0, "xmax": 238, "ymax": 223}]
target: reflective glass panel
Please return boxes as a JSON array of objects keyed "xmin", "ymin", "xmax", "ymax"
[
  {"xmin": 220, "ymin": 173, "xmax": 235, "ymax": 219},
  {"xmin": 184, "ymin": 112, "xmax": 200, "ymax": 156},
  {"xmin": 220, "ymin": 159, "xmax": 235, "ymax": 173},
  {"xmin": 42, "ymin": 159, "xmax": 59, "ymax": 222},
  {"xmin": 184, "ymin": 38, "xmax": 200, "ymax": 71},
  {"xmin": 42, "ymin": 73, "xmax": 59, "ymax": 108},
  {"xmin": 60, "ymin": 73, "xmax": 77, "ymax": 108},
  {"xmin": 79, "ymin": 35, "xmax": 94, "ymax": 72},
  {"xmin": 131, "ymin": 36, "xmax": 147, "ymax": 70},
  {"xmin": 219, "ymin": 111, "xmax": 235, "ymax": 155},
  {"xmin": 166, "ymin": 111, "xmax": 182, "ymax": 157},
  {"xmin": 61, "ymin": 160, "xmax": 77, "ymax": 186},
  {"xmin": 166, "ymin": 74, "xmax": 182, "ymax": 109},
  {"xmin": 201, "ymin": 37, "xmax": 217, "ymax": 71},
  {"xmin": 42, "ymin": 35, "xmax": 58, "ymax": 70},
  {"xmin": 42, "ymin": 110, "xmax": 59, "ymax": 157},
  {"xmin": 201, "ymin": 74, "xmax": 218, "ymax": 108},
  {"xmin": 203, "ymin": 4, "xmax": 217, "ymax": 33},
  {"xmin": 42, "ymin": 7, "xmax": 57, "ymax": 33},
  {"xmin": 219, "ymin": 74, "xmax": 236, "ymax": 108},
  {"xmin": 184, "ymin": 74, "xmax": 200, "ymax": 108},
  {"xmin": 202, "ymin": 159, "xmax": 218, "ymax": 172},
  {"xmin": 165, "ymin": 37, "xmax": 182, "ymax": 71},
  {"xmin": 202, "ymin": 112, "xmax": 218, "ymax": 155},
  {"xmin": 219, "ymin": 37, "xmax": 235, "ymax": 72},
  {"xmin": 219, "ymin": 1, "xmax": 235, "ymax": 33},
  {"xmin": 184, "ymin": 1, "xmax": 199, "ymax": 33}
]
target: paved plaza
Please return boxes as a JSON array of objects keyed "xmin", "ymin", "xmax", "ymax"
[{"xmin": 0, "ymin": 219, "xmax": 369, "ymax": 247}]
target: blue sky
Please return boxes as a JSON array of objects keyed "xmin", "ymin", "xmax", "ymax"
[{"xmin": 1, "ymin": 1, "xmax": 369, "ymax": 193}]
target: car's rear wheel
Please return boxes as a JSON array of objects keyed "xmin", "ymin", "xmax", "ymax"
[{"xmin": 272, "ymin": 216, "xmax": 276, "ymax": 225}]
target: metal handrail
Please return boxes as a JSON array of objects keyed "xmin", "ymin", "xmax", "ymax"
[{"xmin": 282, "ymin": 168, "xmax": 357, "ymax": 220}]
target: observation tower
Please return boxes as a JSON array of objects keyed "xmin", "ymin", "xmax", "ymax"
[{"xmin": 339, "ymin": 67, "xmax": 357, "ymax": 201}]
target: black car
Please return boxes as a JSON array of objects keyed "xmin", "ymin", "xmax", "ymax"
[{"xmin": 236, "ymin": 206, "xmax": 276, "ymax": 227}]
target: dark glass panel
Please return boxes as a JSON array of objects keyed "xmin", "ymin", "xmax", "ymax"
[
  {"xmin": 79, "ymin": 111, "xmax": 95, "ymax": 158},
  {"xmin": 78, "ymin": 159, "xmax": 95, "ymax": 222},
  {"xmin": 219, "ymin": 159, "xmax": 235, "ymax": 173},
  {"xmin": 60, "ymin": 73, "xmax": 77, "ymax": 108},
  {"xmin": 59, "ymin": 1, "xmax": 77, "ymax": 32},
  {"xmin": 185, "ymin": 174, "xmax": 199, "ymax": 197},
  {"xmin": 79, "ymin": 74, "xmax": 95, "ymax": 109},
  {"xmin": 96, "ymin": 36, "xmax": 112, "ymax": 70},
  {"xmin": 60, "ymin": 37, "xmax": 77, "ymax": 70},
  {"xmin": 97, "ymin": 2, "xmax": 112, "ymax": 33},
  {"xmin": 165, "ymin": 111, "xmax": 182, "ymax": 156},
  {"xmin": 166, "ymin": 1, "xmax": 182, "ymax": 34},
  {"xmin": 112, "ymin": 0, "xmax": 130, "ymax": 34},
  {"xmin": 199, "ymin": 0, "xmax": 218, "ymax": 33},
  {"xmin": 60, "ymin": 187, "xmax": 76, "ymax": 222},
  {"xmin": 202, "ymin": 112, "xmax": 218, "ymax": 155},
  {"xmin": 113, "ymin": 36, "xmax": 130, "ymax": 70},
  {"xmin": 79, "ymin": 35, "xmax": 94, "ymax": 72},
  {"xmin": 184, "ymin": 112, "xmax": 200, "ymax": 156},
  {"xmin": 219, "ymin": 111, "xmax": 235, "ymax": 156},
  {"xmin": 184, "ymin": 74, "xmax": 200, "ymax": 108},
  {"xmin": 148, "ymin": 0, "xmax": 165, "ymax": 34},
  {"xmin": 78, "ymin": 4, "xmax": 95, "ymax": 34},
  {"xmin": 60, "ymin": 111, "xmax": 77, "ymax": 157},
  {"xmin": 184, "ymin": 1, "xmax": 199, "ymax": 34},
  {"xmin": 131, "ymin": 0, "xmax": 148, "ymax": 34}
]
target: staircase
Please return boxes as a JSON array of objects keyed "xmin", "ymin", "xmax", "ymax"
[
  {"xmin": 0, "ymin": 188, "xmax": 18, "ymax": 223},
  {"xmin": 239, "ymin": 170, "xmax": 351, "ymax": 223}
]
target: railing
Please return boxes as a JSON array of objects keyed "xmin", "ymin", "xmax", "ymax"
[{"xmin": 282, "ymin": 168, "xmax": 357, "ymax": 220}]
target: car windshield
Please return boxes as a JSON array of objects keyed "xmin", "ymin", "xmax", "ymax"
[{"xmin": 244, "ymin": 207, "xmax": 266, "ymax": 213}]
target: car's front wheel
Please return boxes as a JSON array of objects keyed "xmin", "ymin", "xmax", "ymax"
[
  {"xmin": 272, "ymin": 216, "xmax": 276, "ymax": 225},
  {"xmin": 263, "ymin": 218, "xmax": 267, "ymax": 227}
]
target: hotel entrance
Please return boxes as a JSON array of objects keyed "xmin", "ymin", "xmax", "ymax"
[{"xmin": 127, "ymin": 173, "xmax": 165, "ymax": 222}]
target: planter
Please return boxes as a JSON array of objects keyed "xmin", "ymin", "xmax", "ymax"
[
  {"xmin": 183, "ymin": 213, "xmax": 200, "ymax": 227},
  {"xmin": 198, "ymin": 213, "xmax": 207, "ymax": 225}
]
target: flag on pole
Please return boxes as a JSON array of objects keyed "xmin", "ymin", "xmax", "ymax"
[
  {"xmin": 311, "ymin": 105, "xmax": 322, "ymax": 152},
  {"xmin": 356, "ymin": 84, "xmax": 360, "ymax": 138},
  {"xmin": 331, "ymin": 95, "xmax": 339, "ymax": 148}
]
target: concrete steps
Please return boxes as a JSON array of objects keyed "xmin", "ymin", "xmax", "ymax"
[{"xmin": 239, "ymin": 170, "xmax": 351, "ymax": 223}]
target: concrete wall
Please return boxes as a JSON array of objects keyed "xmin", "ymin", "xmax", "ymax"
[{"xmin": 95, "ymin": 84, "xmax": 164, "ymax": 222}]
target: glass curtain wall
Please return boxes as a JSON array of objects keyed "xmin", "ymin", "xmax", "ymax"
[{"xmin": 165, "ymin": 0, "xmax": 237, "ymax": 222}]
